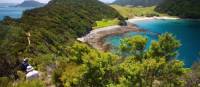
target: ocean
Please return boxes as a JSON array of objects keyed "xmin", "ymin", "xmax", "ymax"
[
  {"xmin": 0, "ymin": 4, "xmax": 33, "ymax": 20},
  {"xmin": 105, "ymin": 19, "xmax": 200, "ymax": 67}
]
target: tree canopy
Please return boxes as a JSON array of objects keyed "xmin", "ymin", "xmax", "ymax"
[
  {"xmin": 0, "ymin": 0, "xmax": 123, "ymax": 78},
  {"xmin": 156, "ymin": 0, "xmax": 200, "ymax": 18}
]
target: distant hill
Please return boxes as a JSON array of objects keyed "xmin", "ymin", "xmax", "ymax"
[
  {"xmin": 156, "ymin": 0, "xmax": 200, "ymax": 18},
  {"xmin": 113, "ymin": 0, "xmax": 164, "ymax": 7},
  {"xmin": 16, "ymin": 0, "xmax": 45, "ymax": 7}
]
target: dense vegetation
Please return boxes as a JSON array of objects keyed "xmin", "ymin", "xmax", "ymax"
[
  {"xmin": 0, "ymin": 0, "xmax": 122, "ymax": 78},
  {"xmin": 156, "ymin": 0, "xmax": 200, "ymax": 18},
  {"xmin": 0, "ymin": 0, "xmax": 200, "ymax": 86},
  {"xmin": 111, "ymin": 5, "xmax": 167, "ymax": 18},
  {"xmin": 113, "ymin": 0, "xmax": 164, "ymax": 7},
  {"xmin": 51, "ymin": 33, "xmax": 196, "ymax": 87}
]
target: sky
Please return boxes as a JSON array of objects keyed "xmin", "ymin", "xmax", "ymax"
[{"xmin": 0, "ymin": 0, "xmax": 115, "ymax": 4}]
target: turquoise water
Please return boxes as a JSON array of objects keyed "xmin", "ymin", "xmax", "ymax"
[
  {"xmin": 105, "ymin": 19, "xmax": 200, "ymax": 67},
  {"xmin": 0, "ymin": 7, "xmax": 33, "ymax": 20}
]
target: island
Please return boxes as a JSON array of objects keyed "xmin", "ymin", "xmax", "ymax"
[{"xmin": 15, "ymin": 0, "xmax": 45, "ymax": 7}]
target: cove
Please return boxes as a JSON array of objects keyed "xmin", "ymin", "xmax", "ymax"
[{"xmin": 104, "ymin": 19, "xmax": 200, "ymax": 67}]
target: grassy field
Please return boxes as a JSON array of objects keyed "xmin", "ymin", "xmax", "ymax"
[
  {"xmin": 92, "ymin": 5, "xmax": 170, "ymax": 29},
  {"xmin": 111, "ymin": 5, "xmax": 168, "ymax": 18},
  {"xmin": 93, "ymin": 19, "xmax": 120, "ymax": 29}
]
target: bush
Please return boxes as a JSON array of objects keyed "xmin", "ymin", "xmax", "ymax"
[
  {"xmin": 14, "ymin": 80, "xmax": 45, "ymax": 87},
  {"xmin": 0, "ymin": 77, "xmax": 12, "ymax": 87}
]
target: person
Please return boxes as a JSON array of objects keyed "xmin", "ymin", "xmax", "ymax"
[
  {"xmin": 26, "ymin": 66, "xmax": 39, "ymax": 80},
  {"xmin": 21, "ymin": 58, "xmax": 30, "ymax": 72}
]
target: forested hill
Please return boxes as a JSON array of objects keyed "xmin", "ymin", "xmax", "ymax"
[
  {"xmin": 0, "ymin": 0, "xmax": 122, "ymax": 77},
  {"xmin": 156, "ymin": 0, "xmax": 200, "ymax": 18},
  {"xmin": 113, "ymin": 0, "xmax": 164, "ymax": 7}
]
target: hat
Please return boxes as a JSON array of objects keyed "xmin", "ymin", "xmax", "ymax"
[
  {"xmin": 23, "ymin": 58, "xmax": 29, "ymax": 62},
  {"xmin": 26, "ymin": 66, "xmax": 34, "ymax": 72}
]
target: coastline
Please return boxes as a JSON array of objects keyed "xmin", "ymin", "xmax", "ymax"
[
  {"xmin": 77, "ymin": 24, "xmax": 144, "ymax": 51},
  {"xmin": 127, "ymin": 16, "xmax": 179, "ymax": 23},
  {"xmin": 77, "ymin": 16, "xmax": 179, "ymax": 51}
]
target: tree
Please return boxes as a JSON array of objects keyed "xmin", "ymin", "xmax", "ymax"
[
  {"xmin": 115, "ymin": 33, "xmax": 187, "ymax": 87},
  {"xmin": 118, "ymin": 35, "xmax": 148, "ymax": 61},
  {"xmin": 147, "ymin": 33, "xmax": 181, "ymax": 61}
]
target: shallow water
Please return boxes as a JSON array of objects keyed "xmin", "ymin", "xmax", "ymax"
[{"xmin": 105, "ymin": 19, "xmax": 200, "ymax": 67}]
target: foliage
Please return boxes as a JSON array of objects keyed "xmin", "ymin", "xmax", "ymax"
[
  {"xmin": 0, "ymin": 26, "xmax": 26, "ymax": 78},
  {"xmin": 118, "ymin": 35, "xmax": 148, "ymax": 59},
  {"xmin": 53, "ymin": 42, "xmax": 120, "ymax": 87},
  {"xmin": 156, "ymin": 0, "xmax": 200, "ymax": 18},
  {"xmin": 0, "ymin": 0, "xmax": 198, "ymax": 86},
  {"xmin": 14, "ymin": 80, "xmax": 45, "ymax": 87},
  {"xmin": 93, "ymin": 19, "xmax": 120, "ymax": 29},
  {"xmin": 111, "ymin": 5, "xmax": 166, "ymax": 18},
  {"xmin": 147, "ymin": 33, "xmax": 181, "ymax": 61},
  {"xmin": 0, "ymin": 0, "xmax": 122, "ymax": 78},
  {"xmin": 184, "ymin": 62, "xmax": 200, "ymax": 86},
  {"xmin": 115, "ymin": 33, "xmax": 187, "ymax": 86},
  {"xmin": 113, "ymin": 0, "xmax": 164, "ymax": 7},
  {"xmin": 0, "ymin": 77, "xmax": 45, "ymax": 87},
  {"xmin": 52, "ymin": 33, "xmax": 190, "ymax": 87},
  {"xmin": 0, "ymin": 77, "xmax": 12, "ymax": 87}
]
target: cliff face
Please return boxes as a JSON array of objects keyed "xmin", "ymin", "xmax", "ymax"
[
  {"xmin": 156, "ymin": 0, "xmax": 200, "ymax": 18},
  {"xmin": 113, "ymin": 0, "xmax": 164, "ymax": 7}
]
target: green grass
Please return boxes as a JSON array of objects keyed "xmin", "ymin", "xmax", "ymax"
[
  {"xmin": 111, "ymin": 5, "xmax": 168, "ymax": 18},
  {"xmin": 93, "ymin": 19, "xmax": 120, "ymax": 29}
]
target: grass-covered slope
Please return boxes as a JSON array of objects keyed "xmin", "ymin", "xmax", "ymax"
[
  {"xmin": 0, "ymin": 0, "xmax": 122, "ymax": 77},
  {"xmin": 111, "ymin": 5, "xmax": 167, "ymax": 18},
  {"xmin": 93, "ymin": 18, "xmax": 120, "ymax": 29},
  {"xmin": 113, "ymin": 0, "xmax": 164, "ymax": 7},
  {"xmin": 156, "ymin": 0, "xmax": 200, "ymax": 18}
]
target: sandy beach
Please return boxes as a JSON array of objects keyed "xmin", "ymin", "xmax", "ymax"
[
  {"xmin": 77, "ymin": 16, "xmax": 179, "ymax": 51},
  {"xmin": 127, "ymin": 16, "xmax": 179, "ymax": 23}
]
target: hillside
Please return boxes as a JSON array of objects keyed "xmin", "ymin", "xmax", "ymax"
[
  {"xmin": 16, "ymin": 0, "xmax": 45, "ymax": 7},
  {"xmin": 156, "ymin": 0, "xmax": 200, "ymax": 18},
  {"xmin": 1, "ymin": 0, "xmax": 200, "ymax": 87},
  {"xmin": 111, "ymin": 5, "xmax": 167, "ymax": 18},
  {"xmin": 0, "ymin": 0, "xmax": 122, "ymax": 77},
  {"xmin": 113, "ymin": 0, "xmax": 164, "ymax": 7}
]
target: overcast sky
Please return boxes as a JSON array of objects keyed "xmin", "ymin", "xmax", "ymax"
[{"xmin": 0, "ymin": 0, "xmax": 115, "ymax": 3}]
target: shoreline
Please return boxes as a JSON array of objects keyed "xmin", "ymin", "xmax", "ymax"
[
  {"xmin": 77, "ymin": 24, "xmax": 145, "ymax": 51},
  {"xmin": 77, "ymin": 16, "xmax": 180, "ymax": 51},
  {"xmin": 127, "ymin": 16, "xmax": 179, "ymax": 22}
]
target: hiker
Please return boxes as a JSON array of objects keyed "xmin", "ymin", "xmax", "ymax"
[
  {"xmin": 26, "ymin": 66, "xmax": 39, "ymax": 80},
  {"xmin": 21, "ymin": 58, "xmax": 30, "ymax": 72}
]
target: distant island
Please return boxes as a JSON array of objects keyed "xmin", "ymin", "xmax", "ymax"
[{"xmin": 15, "ymin": 0, "xmax": 45, "ymax": 7}]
